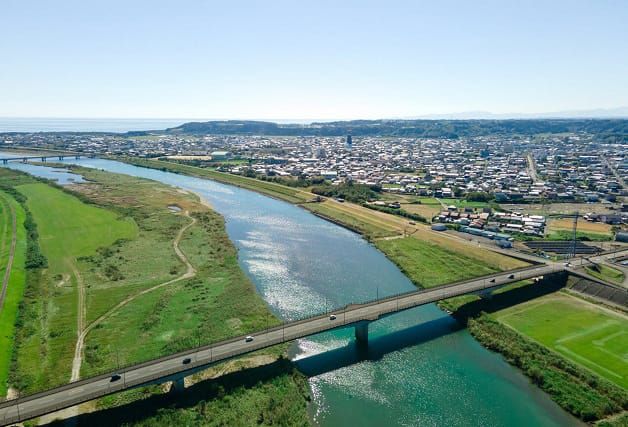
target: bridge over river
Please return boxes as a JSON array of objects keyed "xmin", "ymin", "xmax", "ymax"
[
  {"xmin": 1, "ymin": 250, "xmax": 626, "ymax": 425},
  {"xmin": 0, "ymin": 153, "xmax": 91, "ymax": 164}
]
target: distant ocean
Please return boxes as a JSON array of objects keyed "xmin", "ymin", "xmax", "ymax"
[{"xmin": 0, "ymin": 118, "xmax": 196, "ymax": 133}]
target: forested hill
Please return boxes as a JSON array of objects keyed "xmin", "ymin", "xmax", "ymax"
[{"xmin": 164, "ymin": 119, "xmax": 628, "ymax": 139}]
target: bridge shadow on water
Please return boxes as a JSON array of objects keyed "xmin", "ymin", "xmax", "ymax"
[
  {"xmin": 44, "ymin": 317, "xmax": 461, "ymax": 427},
  {"xmin": 44, "ymin": 276, "xmax": 567, "ymax": 426}
]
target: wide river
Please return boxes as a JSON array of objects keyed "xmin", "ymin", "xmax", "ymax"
[{"xmin": 2, "ymin": 156, "xmax": 580, "ymax": 426}]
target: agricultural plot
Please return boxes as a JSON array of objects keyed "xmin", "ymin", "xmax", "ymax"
[{"xmin": 496, "ymin": 293, "xmax": 628, "ymax": 389}]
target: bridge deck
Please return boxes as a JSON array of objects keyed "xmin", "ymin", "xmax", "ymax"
[{"xmin": 0, "ymin": 263, "xmax": 567, "ymax": 425}]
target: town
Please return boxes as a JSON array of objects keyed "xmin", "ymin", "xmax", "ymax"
[{"xmin": 2, "ymin": 130, "xmax": 626, "ymax": 244}]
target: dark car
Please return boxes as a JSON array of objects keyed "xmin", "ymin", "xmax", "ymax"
[
  {"xmin": 489, "ymin": 278, "xmax": 496, "ymax": 283},
  {"xmin": 182, "ymin": 358, "xmax": 192, "ymax": 365},
  {"xmin": 110, "ymin": 374, "xmax": 121, "ymax": 382},
  {"xmin": 508, "ymin": 274, "xmax": 515, "ymax": 279}
]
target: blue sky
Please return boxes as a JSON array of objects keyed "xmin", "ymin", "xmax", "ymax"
[{"xmin": 1, "ymin": 0, "xmax": 627, "ymax": 119}]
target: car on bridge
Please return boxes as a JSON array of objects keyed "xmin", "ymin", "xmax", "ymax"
[
  {"xmin": 329, "ymin": 314, "xmax": 337, "ymax": 320},
  {"xmin": 182, "ymin": 358, "xmax": 192, "ymax": 365},
  {"xmin": 110, "ymin": 374, "xmax": 121, "ymax": 382},
  {"xmin": 245, "ymin": 335, "xmax": 254, "ymax": 342}
]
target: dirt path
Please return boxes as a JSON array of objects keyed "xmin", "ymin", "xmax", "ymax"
[
  {"xmin": 0, "ymin": 198, "xmax": 17, "ymax": 312},
  {"xmin": 70, "ymin": 211, "xmax": 197, "ymax": 382},
  {"xmin": 70, "ymin": 262, "xmax": 86, "ymax": 382}
]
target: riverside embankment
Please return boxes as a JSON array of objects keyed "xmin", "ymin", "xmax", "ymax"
[{"xmin": 2, "ymin": 156, "xmax": 581, "ymax": 426}]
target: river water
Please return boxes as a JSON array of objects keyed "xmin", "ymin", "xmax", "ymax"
[{"xmin": 1, "ymin": 155, "xmax": 580, "ymax": 426}]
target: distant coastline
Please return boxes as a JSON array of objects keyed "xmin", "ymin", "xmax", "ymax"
[{"xmin": 0, "ymin": 118, "xmax": 192, "ymax": 133}]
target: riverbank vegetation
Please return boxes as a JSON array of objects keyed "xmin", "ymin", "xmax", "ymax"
[
  {"xmin": 123, "ymin": 157, "xmax": 311, "ymax": 204},
  {"xmin": 468, "ymin": 314, "xmax": 627, "ymax": 422},
  {"xmin": 118, "ymin": 157, "xmax": 528, "ymax": 272},
  {"xmin": 0, "ymin": 190, "xmax": 26, "ymax": 397},
  {"xmin": 444, "ymin": 276, "xmax": 628, "ymax": 424},
  {"xmin": 375, "ymin": 237, "xmax": 500, "ymax": 288},
  {"xmin": 11, "ymin": 181, "xmax": 138, "ymax": 392},
  {"xmin": 495, "ymin": 293, "xmax": 628, "ymax": 389},
  {"xmin": 2, "ymin": 165, "xmax": 309, "ymax": 424},
  {"xmin": 310, "ymin": 182, "xmax": 381, "ymax": 203}
]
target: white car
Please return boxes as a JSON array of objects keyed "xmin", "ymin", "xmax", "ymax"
[
  {"xmin": 245, "ymin": 335, "xmax": 254, "ymax": 342},
  {"xmin": 329, "ymin": 314, "xmax": 337, "ymax": 320}
]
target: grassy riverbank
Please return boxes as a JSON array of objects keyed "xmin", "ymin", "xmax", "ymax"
[
  {"xmin": 105, "ymin": 157, "xmax": 628, "ymax": 423},
  {"xmin": 0, "ymin": 190, "xmax": 26, "ymax": 396},
  {"xmin": 468, "ymin": 313, "xmax": 627, "ymax": 423},
  {"xmin": 123, "ymin": 157, "xmax": 312, "ymax": 204},
  {"xmin": 1, "ymin": 166, "xmax": 309, "ymax": 425},
  {"xmin": 120, "ymin": 158, "xmax": 526, "ymax": 271},
  {"xmin": 496, "ymin": 293, "xmax": 628, "ymax": 389},
  {"xmin": 445, "ymin": 277, "xmax": 628, "ymax": 424}
]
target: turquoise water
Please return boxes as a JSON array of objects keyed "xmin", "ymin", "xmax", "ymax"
[{"xmin": 1, "ymin": 157, "xmax": 580, "ymax": 426}]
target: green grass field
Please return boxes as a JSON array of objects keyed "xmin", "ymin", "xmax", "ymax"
[
  {"xmin": 496, "ymin": 293, "xmax": 628, "ymax": 389},
  {"xmin": 0, "ymin": 191, "xmax": 26, "ymax": 396},
  {"xmin": 376, "ymin": 237, "xmax": 500, "ymax": 288},
  {"xmin": 12, "ymin": 183, "xmax": 137, "ymax": 391}
]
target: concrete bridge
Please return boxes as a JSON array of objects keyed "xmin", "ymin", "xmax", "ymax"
[
  {"xmin": 0, "ymin": 153, "xmax": 90, "ymax": 164},
  {"xmin": 0, "ymin": 260, "xmax": 584, "ymax": 425}
]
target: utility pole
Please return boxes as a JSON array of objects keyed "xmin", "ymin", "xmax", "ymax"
[{"xmin": 571, "ymin": 211, "xmax": 579, "ymax": 259}]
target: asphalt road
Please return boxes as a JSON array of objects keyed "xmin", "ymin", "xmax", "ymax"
[{"xmin": 0, "ymin": 261, "xmax": 575, "ymax": 425}]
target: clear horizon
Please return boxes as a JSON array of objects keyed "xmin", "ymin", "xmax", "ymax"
[{"xmin": 2, "ymin": 1, "xmax": 628, "ymax": 119}]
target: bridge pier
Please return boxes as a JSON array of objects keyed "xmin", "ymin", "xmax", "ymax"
[
  {"xmin": 2, "ymin": 159, "xmax": 6, "ymax": 164},
  {"xmin": 170, "ymin": 376, "xmax": 185, "ymax": 393},
  {"xmin": 58, "ymin": 156, "xmax": 64, "ymax": 161},
  {"xmin": 478, "ymin": 289, "xmax": 493, "ymax": 300},
  {"xmin": 41, "ymin": 157, "xmax": 46, "ymax": 162},
  {"xmin": 354, "ymin": 321, "xmax": 369, "ymax": 347}
]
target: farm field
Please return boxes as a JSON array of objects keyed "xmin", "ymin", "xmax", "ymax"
[
  {"xmin": 500, "ymin": 202, "xmax": 619, "ymax": 216},
  {"xmin": 496, "ymin": 293, "xmax": 628, "ymax": 389},
  {"xmin": 548, "ymin": 218, "xmax": 613, "ymax": 235},
  {"xmin": 399, "ymin": 202, "xmax": 441, "ymax": 221},
  {"xmin": 0, "ymin": 191, "xmax": 26, "ymax": 396}
]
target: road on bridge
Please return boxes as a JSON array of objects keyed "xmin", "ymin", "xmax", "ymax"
[{"xmin": 0, "ymin": 260, "xmax": 579, "ymax": 425}]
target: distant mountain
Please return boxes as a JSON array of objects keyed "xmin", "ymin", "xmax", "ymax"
[
  {"xmin": 405, "ymin": 107, "xmax": 628, "ymax": 120},
  {"xmin": 163, "ymin": 118, "xmax": 628, "ymax": 140}
]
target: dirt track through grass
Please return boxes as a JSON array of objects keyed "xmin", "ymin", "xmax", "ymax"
[{"xmin": 72, "ymin": 211, "xmax": 197, "ymax": 381}]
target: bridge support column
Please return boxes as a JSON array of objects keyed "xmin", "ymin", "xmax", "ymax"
[
  {"xmin": 170, "ymin": 376, "xmax": 185, "ymax": 393},
  {"xmin": 2, "ymin": 159, "xmax": 6, "ymax": 164},
  {"xmin": 355, "ymin": 321, "xmax": 369, "ymax": 347},
  {"xmin": 478, "ymin": 289, "xmax": 493, "ymax": 300}
]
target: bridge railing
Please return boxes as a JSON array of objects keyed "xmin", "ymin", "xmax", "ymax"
[{"xmin": 0, "ymin": 263, "xmax": 565, "ymax": 413}]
